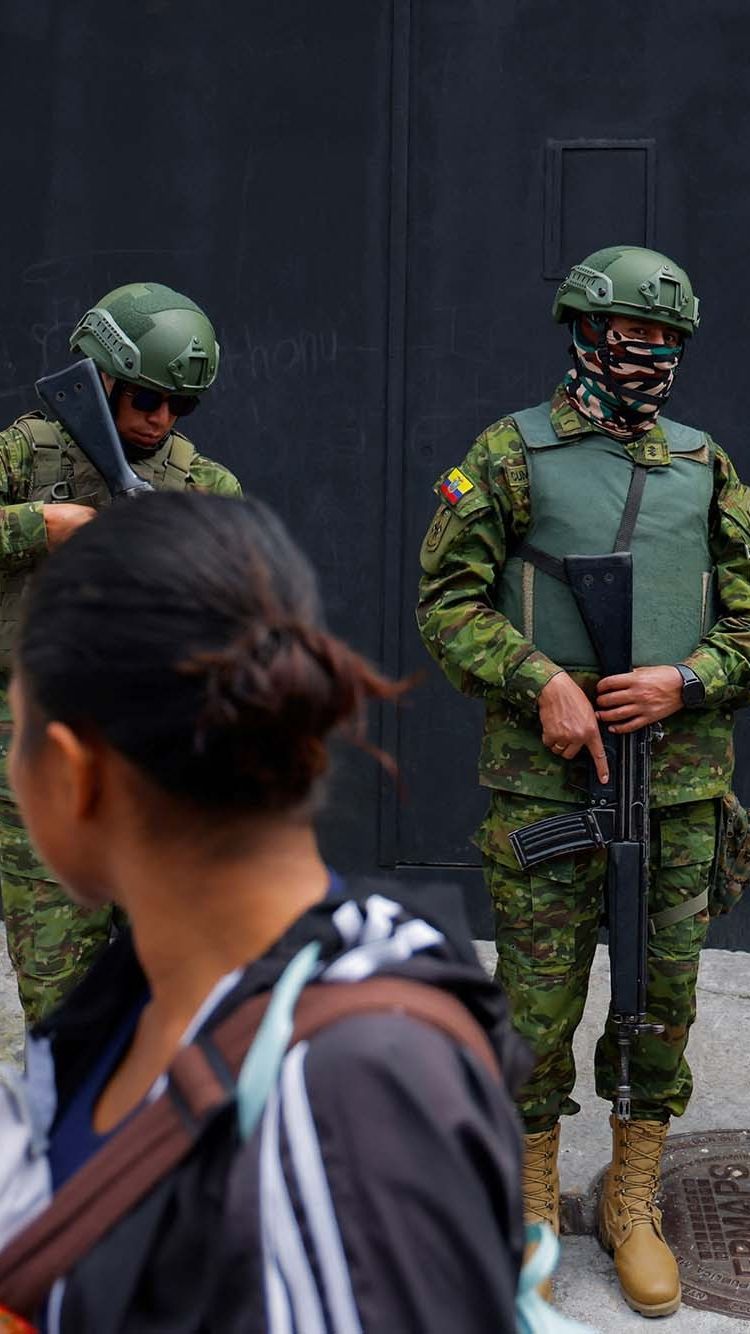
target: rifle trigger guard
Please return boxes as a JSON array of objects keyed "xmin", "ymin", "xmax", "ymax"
[{"xmin": 590, "ymin": 806, "xmax": 616, "ymax": 844}]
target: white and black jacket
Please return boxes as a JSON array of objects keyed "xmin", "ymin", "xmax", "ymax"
[{"xmin": 2, "ymin": 882, "xmax": 531, "ymax": 1333}]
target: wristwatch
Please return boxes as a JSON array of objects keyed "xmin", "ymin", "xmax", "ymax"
[{"xmin": 675, "ymin": 664, "xmax": 705, "ymax": 707}]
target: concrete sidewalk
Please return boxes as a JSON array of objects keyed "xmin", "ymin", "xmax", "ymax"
[
  {"xmin": 475, "ymin": 940, "xmax": 750, "ymax": 1331},
  {"xmin": 2, "ymin": 930, "xmax": 748, "ymax": 1328}
]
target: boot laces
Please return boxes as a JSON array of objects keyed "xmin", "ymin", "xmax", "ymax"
[
  {"xmin": 523, "ymin": 1132, "xmax": 558, "ymax": 1224},
  {"xmin": 616, "ymin": 1123, "xmax": 665, "ymax": 1225}
]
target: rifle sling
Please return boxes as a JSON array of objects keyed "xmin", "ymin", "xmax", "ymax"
[
  {"xmin": 649, "ymin": 888, "xmax": 708, "ymax": 934},
  {"xmin": 0, "ymin": 977, "xmax": 499, "ymax": 1318},
  {"xmin": 613, "ymin": 465, "xmax": 648, "ymax": 553},
  {"xmin": 515, "ymin": 541, "xmax": 567, "ymax": 583}
]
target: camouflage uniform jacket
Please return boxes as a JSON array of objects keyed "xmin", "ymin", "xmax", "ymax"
[
  {"xmin": 416, "ymin": 386, "xmax": 750, "ymax": 806},
  {"xmin": 0, "ymin": 414, "xmax": 242, "ymax": 697}
]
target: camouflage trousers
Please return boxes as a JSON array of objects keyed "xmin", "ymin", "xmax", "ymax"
[
  {"xmin": 476, "ymin": 790, "xmax": 714, "ymax": 1133},
  {"xmin": 0, "ymin": 712, "xmax": 119, "ymax": 1025}
]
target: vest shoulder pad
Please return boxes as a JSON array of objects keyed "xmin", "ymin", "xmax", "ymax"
[
  {"xmin": 659, "ymin": 417, "xmax": 710, "ymax": 456},
  {"xmin": 509, "ymin": 402, "xmax": 559, "ymax": 449},
  {"xmin": 13, "ymin": 412, "xmax": 66, "ymax": 451},
  {"xmin": 167, "ymin": 431, "xmax": 198, "ymax": 474},
  {"xmin": 13, "ymin": 413, "xmax": 65, "ymax": 489}
]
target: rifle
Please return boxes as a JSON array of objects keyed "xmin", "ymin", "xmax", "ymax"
[
  {"xmin": 34, "ymin": 358, "xmax": 152, "ymax": 499},
  {"xmin": 508, "ymin": 552, "xmax": 663, "ymax": 1120}
]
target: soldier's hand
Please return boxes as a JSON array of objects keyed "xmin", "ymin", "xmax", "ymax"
[
  {"xmin": 596, "ymin": 666, "xmax": 683, "ymax": 733},
  {"xmin": 538, "ymin": 671, "xmax": 609, "ymax": 783},
  {"xmin": 43, "ymin": 503, "xmax": 97, "ymax": 549}
]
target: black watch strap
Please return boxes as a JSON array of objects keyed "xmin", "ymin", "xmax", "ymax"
[{"xmin": 675, "ymin": 663, "xmax": 705, "ymax": 706}]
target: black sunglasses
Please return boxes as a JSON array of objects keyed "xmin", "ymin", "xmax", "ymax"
[{"xmin": 120, "ymin": 384, "xmax": 200, "ymax": 417}]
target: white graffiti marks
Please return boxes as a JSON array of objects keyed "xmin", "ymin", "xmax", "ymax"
[{"xmin": 221, "ymin": 325, "xmax": 338, "ymax": 390}]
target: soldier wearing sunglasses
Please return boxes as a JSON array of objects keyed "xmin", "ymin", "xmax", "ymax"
[{"xmin": 0, "ymin": 281, "xmax": 242, "ymax": 1023}]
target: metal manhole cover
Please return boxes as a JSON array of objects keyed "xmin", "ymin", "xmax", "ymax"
[{"xmin": 661, "ymin": 1130, "xmax": 750, "ymax": 1317}]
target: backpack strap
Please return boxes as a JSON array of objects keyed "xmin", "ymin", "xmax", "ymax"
[{"xmin": 0, "ymin": 977, "xmax": 499, "ymax": 1317}]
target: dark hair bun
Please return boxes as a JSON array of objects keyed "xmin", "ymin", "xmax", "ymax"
[
  {"xmin": 18, "ymin": 493, "xmax": 403, "ymax": 812},
  {"xmin": 185, "ymin": 621, "xmax": 384, "ymax": 807}
]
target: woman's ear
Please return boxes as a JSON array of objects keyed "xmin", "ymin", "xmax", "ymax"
[{"xmin": 46, "ymin": 722, "xmax": 101, "ymax": 818}]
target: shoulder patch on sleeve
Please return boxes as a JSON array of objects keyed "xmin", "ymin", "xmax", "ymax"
[
  {"xmin": 439, "ymin": 466, "xmax": 474, "ymax": 506},
  {"xmin": 420, "ymin": 503, "xmax": 468, "ymax": 573},
  {"xmin": 424, "ymin": 504, "xmax": 453, "ymax": 553}
]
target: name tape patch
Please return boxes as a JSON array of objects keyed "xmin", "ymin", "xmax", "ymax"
[{"xmin": 504, "ymin": 462, "xmax": 529, "ymax": 490}]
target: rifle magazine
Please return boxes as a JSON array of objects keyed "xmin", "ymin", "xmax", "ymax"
[{"xmin": 509, "ymin": 808, "xmax": 607, "ymax": 870}]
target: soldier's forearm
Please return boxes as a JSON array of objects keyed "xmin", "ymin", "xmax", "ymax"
[
  {"xmin": 0, "ymin": 502, "xmax": 48, "ymax": 569},
  {"xmin": 416, "ymin": 599, "xmax": 561, "ymax": 708},
  {"xmin": 685, "ymin": 634, "xmax": 750, "ymax": 708}
]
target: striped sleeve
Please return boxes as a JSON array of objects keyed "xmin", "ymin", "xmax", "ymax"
[{"xmin": 256, "ymin": 1013, "xmax": 524, "ymax": 1334}]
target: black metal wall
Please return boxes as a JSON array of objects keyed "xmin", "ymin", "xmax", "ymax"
[
  {"xmin": 1, "ymin": 0, "xmax": 749, "ymax": 944},
  {"xmin": 394, "ymin": 1, "xmax": 750, "ymax": 949}
]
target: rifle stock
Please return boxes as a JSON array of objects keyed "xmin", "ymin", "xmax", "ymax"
[
  {"xmin": 35, "ymin": 358, "xmax": 153, "ymax": 500},
  {"xmin": 565, "ymin": 552, "xmax": 632, "ymax": 678}
]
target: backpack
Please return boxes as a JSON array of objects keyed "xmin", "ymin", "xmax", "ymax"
[{"xmin": 0, "ymin": 942, "xmax": 593, "ymax": 1333}]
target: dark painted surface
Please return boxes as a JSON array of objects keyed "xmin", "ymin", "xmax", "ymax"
[
  {"xmin": 0, "ymin": 0, "xmax": 395, "ymax": 877},
  {"xmin": 0, "ymin": 1, "xmax": 748, "ymax": 943},
  {"xmin": 394, "ymin": 0, "xmax": 750, "ymax": 947}
]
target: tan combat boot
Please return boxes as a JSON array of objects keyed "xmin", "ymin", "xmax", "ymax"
[
  {"xmin": 522, "ymin": 1123, "xmax": 561, "ymax": 1302},
  {"xmin": 599, "ymin": 1115, "xmax": 680, "ymax": 1317}
]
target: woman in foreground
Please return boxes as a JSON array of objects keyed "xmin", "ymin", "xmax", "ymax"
[{"xmin": 0, "ymin": 492, "xmax": 529, "ymax": 1332}]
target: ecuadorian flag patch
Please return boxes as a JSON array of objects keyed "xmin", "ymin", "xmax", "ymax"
[{"xmin": 440, "ymin": 467, "xmax": 474, "ymax": 506}]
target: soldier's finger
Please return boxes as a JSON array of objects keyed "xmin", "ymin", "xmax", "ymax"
[
  {"xmin": 608, "ymin": 716, "xmax": 648, "ymax": 733},
  {"xmin": 597, "ymin": 703, "xmax": 640, "ymax": 721},
  {"xmin": 597, "ymin": 673, "xmax": 635, "ymax": 693},
  {"xmin": 585, "ymin": 736, "xmax": 609, "ymax": 784},
  {"xmin": 544, "ymin": 735, "xmax": 570, "ymax": 754},
  {"xmin": 596, "ymin": 688, "xmax": 635, "ymax": 707}
]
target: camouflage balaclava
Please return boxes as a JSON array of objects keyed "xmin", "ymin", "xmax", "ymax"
[{"xmin": 563, "ymin": 315, "xmax": 683, "ymax": 441}]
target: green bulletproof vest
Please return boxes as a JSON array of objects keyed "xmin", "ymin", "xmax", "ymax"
[
  {"xmin": 496, "ymin": 402, "xmax": 716, "ymax": 670},
  {"xmin": 0, "ymin": 414, "xmax": 197, "ymax": 673}
]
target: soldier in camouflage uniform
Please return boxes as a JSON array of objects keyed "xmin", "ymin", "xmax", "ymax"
[
  {"xmin": 416, "ymin": 246, "xmax": 750, "ymax": 1317},
  {"xmin": 0, "ymin": 282, "xmax": 241, "ymax": 1024}
]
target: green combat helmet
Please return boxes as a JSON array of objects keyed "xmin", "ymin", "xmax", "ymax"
[
  {"xmin": 69, "ymin": 282, "xmax": 220, "ymax": 393},
  {"xmin": 552, "ymin": 246, "xmax": 700, "ymax": 337}
]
